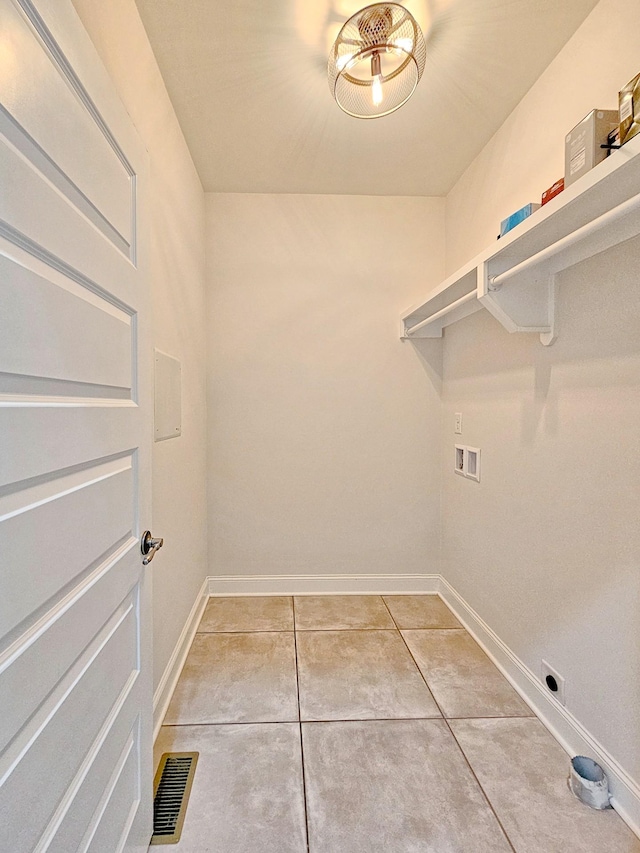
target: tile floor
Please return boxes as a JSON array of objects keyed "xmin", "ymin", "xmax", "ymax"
[{"xmin": 154, "ymin": 594, "xmax": 640, "ymax": 852}]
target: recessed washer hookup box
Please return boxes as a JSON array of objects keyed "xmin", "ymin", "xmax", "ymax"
[{"xmin": 564, "ymin": 109, "xmax": 619, "ymax": 187}]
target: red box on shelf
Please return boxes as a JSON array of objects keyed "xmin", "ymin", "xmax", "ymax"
[{"xmin": 541, "ymin": 178, "xmax": 565, "ymax": 206}]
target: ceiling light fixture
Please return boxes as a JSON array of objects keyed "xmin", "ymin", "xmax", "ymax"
[{"xmin": 328, "ymin": 3, "xmax": 426, "ymax": 119}]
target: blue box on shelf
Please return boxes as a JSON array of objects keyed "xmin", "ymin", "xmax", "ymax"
[{"xmin": 499, "ymin": 202, "xmax": 540, "ymax": 238}]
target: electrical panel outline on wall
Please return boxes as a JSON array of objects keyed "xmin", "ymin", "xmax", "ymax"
[{"xmin": 154, "ymin": 349, "xmax": 182, "ymax": 441}]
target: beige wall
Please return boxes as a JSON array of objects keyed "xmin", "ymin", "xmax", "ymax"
[
  {"xmin": 206, "ymin": 193, "xmax": 445, "ymax": 579},
  {"xmin": 72, "ymin": 0, "xmax": 208, "ymax": 691},
  {"xmin": 441, "ymin": 0, "xmax": 640, "ymax": 795}
]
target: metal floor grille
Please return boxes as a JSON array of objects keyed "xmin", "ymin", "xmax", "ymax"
[{"xmin": 150, "ymin": 752, "xmax": 199, "ymax": 845}]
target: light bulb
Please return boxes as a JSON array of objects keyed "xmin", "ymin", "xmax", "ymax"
[
  {"xmin": 393, "ymin": 37, "xmax": 413, "ymax": 53},
  {"xmin": 372, "ymin": 74, "xmax": 383, "ymax": 106},
  {"xmin": 336, "ymin": 52, "xmax": 354, "ymax": 71},
  {"xmin": 371, "ymin": 51, "xmax": 383, "ymax": 108}
]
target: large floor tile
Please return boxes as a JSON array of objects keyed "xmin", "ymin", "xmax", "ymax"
[
  {"xmin": 164, "ymin": 632, "xmax": 298, "ymax": 724},
  {"xmin": 154, "ymin": 724, "xmax": 307, "ymax": 853},
  {"xmin": 198, "ymin": 596, "xmax": 294, "ymax": 632},
  {"xmin": 297, "ymin": 630, "xmax": 441, "ymax": 721},
  {"xmin": 294, "ymin": 595, "xmax": 394, "ymax": 630},
  {"xmin": 450, "ymin": 718, "xmax": 640, "ymax": 853},
  {"xmin": 383, "ymin": 595, "xmax": 462, "ymax": 629},
  {"xmin": 402, "ymin": 629, "xmax": 532, "ymax": 718},
  {"xmin": 302, "ymin": 719, "xmax": 512, "ymax": 853}
]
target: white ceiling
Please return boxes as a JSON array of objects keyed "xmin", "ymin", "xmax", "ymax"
[{"xmin": 135, "ymin": 0, "xmax": 599, "ymax": 196}]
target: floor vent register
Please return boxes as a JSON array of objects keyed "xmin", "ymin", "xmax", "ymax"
[{"xmin": 150, "ymin": 752, "xmax": 199, "ymax": 845}]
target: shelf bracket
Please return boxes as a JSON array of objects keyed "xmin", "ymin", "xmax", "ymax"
[
  {"xmin": 539, "ymin": 277, "xmax": 557, "ymax": 346},
  {"xmin": 400, "ymin": 137, "xmax": 640, "ymax": 350}
]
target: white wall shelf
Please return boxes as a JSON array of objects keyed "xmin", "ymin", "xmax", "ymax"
[{"xmin": 401, "ymin": 133, "xmax": 640, "ymax": 345}]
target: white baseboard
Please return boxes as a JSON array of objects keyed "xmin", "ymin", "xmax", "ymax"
[
  {"xmin": 155, "ymin": 570, "xmax": 639, "ymax": 838},
  {"xmin": 153, "ymin": 577, "xmax": 209, "ymax": 741},
  {"xmin": 208, "ymin": 573, "xmax": 440, "ymax": 596},
  {"xmin": 438, "ymin": 576, "xmax": 640, "ymax": 838}
]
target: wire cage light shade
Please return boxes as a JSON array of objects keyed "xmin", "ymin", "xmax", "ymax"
[{"xmin": 328, "ymin": 3, "xmax": 426, "ymax": 119}]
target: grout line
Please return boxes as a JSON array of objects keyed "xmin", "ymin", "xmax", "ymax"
[
  {"xmin": 292, "ymin": 597, "xmax": 311, "ymax": 853},
  {"xmin": 196, "ymin": 629, "xmax": 296, "ymax": 634},
  {"xmin": 380, "ymin": 598, "xmax": 443, "ymax": 714},
  {"xmin": 391, "ymin": 628, "xmax": 466, "ymax": 632},
  {"xmin": 383, "ymin": 597, "xmax": 518, "ymax": 853},
  {"xmin": 159, "ymin": 714, "xmax": 537, "ymax": 729},
  {"xmin": 444, "ymin": 714, "xmax": 535, "ymax": 720},
  {"xmin": 396, "ymin": 627, "xmax": 467, "ymax": 632},
  {"xmin": 294, "ymin": 627, "xmax": 399, "ymax": 632},
  {"xmin": 378, "ymin": 597, "xmax": 403, "ymax": 628},
  {"xmin": 189, "ymin": 595, "xmax": 526, "ymax": 851},
  {"xmin": 196, "ymin": 617, "xmax": 468, "ymax": 634},
  {"xmin": 445, "ymin": 721, "xmax": 517, "ymax": 853},
  {"xmin": 161, "ymin": 720, "xmax": 302, "ymax": 728},
  {"xmin": 299, "ymin": 716, "xmax": 442, "ymax": 724}
]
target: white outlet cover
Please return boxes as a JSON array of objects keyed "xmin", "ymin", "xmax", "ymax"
[{"xmin": 455, "ymin": 412, "xmax": 463, "ymax": 434}]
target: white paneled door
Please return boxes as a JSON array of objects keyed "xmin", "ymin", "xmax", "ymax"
[{"xmin": 0, "ymin": 1, "xmax": 153, "ymax": 851}]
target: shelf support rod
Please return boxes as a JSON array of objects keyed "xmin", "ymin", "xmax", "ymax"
[
  {"xmin": 490, "ymin": 191, "xmax": 640, "ymax": 289},
  {"xmin": 404, "ymin": 289, "xmax": 478, "ymax": 337}
]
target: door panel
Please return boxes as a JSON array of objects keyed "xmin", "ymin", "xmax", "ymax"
[
  {"xmin": 0, "ymin": 144, "xmax": 132, "ymax": 268},
  {"xmin": 0, "ymin": 1, "xmax": 133, "ymax": 243},
  {"xmin": 2, "ymin": 600, "xmax": 138, "ymax": 852},
  {"xmin": 0, "ymin": 1, "xmax": 152, "ymax": 850},
  {"xmin": 0, "ymin": 255, "xmax": 133, "ymax": 392},
  {"xmin": 0, "ymin": 407, "xmax": 140, "ymax": 486},
  {"xmin": 1, "ymin": 456, "xmax": 134, "ymax": 633},
  {"xmin": 48, "ymin": 717, "xmax": 141, "ymax": 853},
  {"xmin": 0, "ymin": 538, "xmax": 139, "ymax": 757},
  {"xmin": 84, "ymin": 728, "xmax": 142, "ymax": 853}
]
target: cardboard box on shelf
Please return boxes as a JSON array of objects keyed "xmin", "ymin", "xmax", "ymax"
[
  {"xmin": 541, "ymin": 178, "xmax": 564, "ymax": 206},
  {"xmin": 564, "ymin": 109, "xmax": 619, "ymax": 187},
  {"xmin": 499, "ymin": 203, "xmax": 540, "ymax": 238},
  {"xmin": 619, "ymin": 73, "xmax": 640, "ymax": 145}
]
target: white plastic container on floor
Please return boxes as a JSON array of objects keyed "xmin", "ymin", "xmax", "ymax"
[{"xmin": 569, "ymin": 756, "xmax": 611, "ymax": 810}]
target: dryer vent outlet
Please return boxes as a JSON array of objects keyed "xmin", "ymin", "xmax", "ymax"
[{"xmin": 541, "ymin": 660, "xmax": 565, "ymax": 705}]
